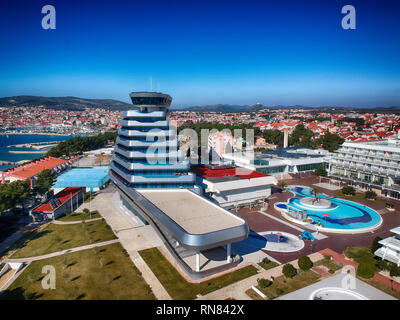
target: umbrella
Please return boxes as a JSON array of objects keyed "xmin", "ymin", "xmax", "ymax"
[
  {"xmin": 276, "ymin": 232, "xmax": 282, "ymax": 243},
  {"xmin": 322, "ymin": 213, "xmax": 330, "ymax": 222}
]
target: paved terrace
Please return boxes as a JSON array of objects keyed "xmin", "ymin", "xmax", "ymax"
[{"xmin": 233, "ymin": 176, "xmax": 400, "ymax": 264}]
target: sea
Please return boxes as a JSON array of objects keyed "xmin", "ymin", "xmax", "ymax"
[{"xmin": 0, "ymin": 134, "xmax": 76, "ymax": 170}]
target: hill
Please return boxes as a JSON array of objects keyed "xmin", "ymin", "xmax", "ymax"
[{"xmin": 0, "ymin": 95, "xmax": 132, "ymax": 111}]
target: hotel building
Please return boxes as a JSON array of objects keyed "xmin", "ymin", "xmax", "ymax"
[
  {"xmin": 223, "ymin": 147, "xmax": 329, "ymax": 178},
  {"xmin": 328, "ymin": 138, "xmax": 400, "ymax": 199},
  {"xmin": 110, "ymin": 92, "xmax": 249, "ymax": 279},
  {"xmin": 374, "ymin": 227, "xmax": 400, "ymax": 266}
]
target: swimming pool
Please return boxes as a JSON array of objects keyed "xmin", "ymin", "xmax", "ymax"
[
  {"xmin": 275, "ymin": 185, "xmax": 382, "ymax": 232},
  {"xmin": 54, "ymin": 167, "xmax": 110, "ymax": 189}
]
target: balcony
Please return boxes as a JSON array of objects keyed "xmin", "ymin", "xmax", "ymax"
[
  {"xmin": 118, "ymin": 128, "xmax": 175, "ymax": 138},
  {"xmin": 114, "ymin": 145, "xmax": 184, "ymax": 160},
  {"xmin": 120, "ymin": 119, "xmax": 169, "ymax": 127},
  {"xmin": 116, "ymin": 137, "xmax": 178, "ymax": 148},
  {"xmin": 110, "ymin": 162, "xmax": 195, "ymax": 184},
  {"xmin": 112, "ymin": 157, "xmax": 189, "ymax": 171},
  {"xmin": 122, "ymin": 110, "xmax": 166, "ymax": 118}
]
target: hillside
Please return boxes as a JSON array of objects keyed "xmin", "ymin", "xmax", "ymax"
[{"xmin": 0, "ymin": 96, "xmax": 132, "ymax": 111}]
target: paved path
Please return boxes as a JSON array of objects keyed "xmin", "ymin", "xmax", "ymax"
[
  {"xmin": 51, "ymin": 217, "xmax": 103, "ymax": 225},
  {"xmin": 197, "ymin": 252, "xmax": 324, "ymax": 300},
  {"xmin": 257, "ymin": 210, "xmax": 306, "ymax": 232},
  {"xmin": 5, "ymin": 239, "xmax": 120, "ymax": 263}
]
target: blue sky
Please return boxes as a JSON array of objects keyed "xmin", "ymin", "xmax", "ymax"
[{"xmin": 0, "ymin": 0, "xmax": 399, "ymax": 107}]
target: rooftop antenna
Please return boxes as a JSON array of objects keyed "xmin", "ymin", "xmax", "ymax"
[{"xmin": 150, "ymin": 76, "xmax": 152, "ymax": 92}]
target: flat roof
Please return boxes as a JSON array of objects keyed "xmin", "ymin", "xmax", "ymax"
[
  {"xmin": 138, "ymin": 189, "xmax": 244, "ymax": 235},
  {"xmin": 191, "ymin": 166, "xmax": 268, "ymax": 182}
]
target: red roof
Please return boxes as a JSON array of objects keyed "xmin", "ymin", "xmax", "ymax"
[
  {"xmin": 191, "ymin": 166, "xmax": 269, "ymax": 179},
  {"xmin": 32, "ymin": 187, "xmax": 84, "ymax": 213},
  {"xmin": 6, "ymin": 157, "xmax": 68, "ymax": 180}
]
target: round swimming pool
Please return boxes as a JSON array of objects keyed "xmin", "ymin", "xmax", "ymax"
[{"xmin": 276, "ymin": 185, "xmax": 382, "ymax": 233}]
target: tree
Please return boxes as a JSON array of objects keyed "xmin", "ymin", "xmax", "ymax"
[
  {"xmin": 342, "ymin": 185, "xmax": 356, "ymax": 196},
  {"xmin": 315, "ymin": 166, "xmax": 327, "ymax": 177},
  {"xmin": 317, "ymin": 133, "xmax": 344, "ymax": 152},
  {"xmin": 289, "ymin": 124, "xmax": 315, "ymax": 148},
  {"xmin": 34, "ymin": 169, "xmax": 56, "ymax": 196},
  {"xmin": 298, "ymin": 256, "xmax": 313, "ymax": 271},
  {"xmin": 312, "ymin": 187, "xmax": 320, "ymax": 204},
  {"xmin": 282, "ymin": 264, "xmax": 297, "ymax": 278},
  {"xmin": 371, "ymin": 237, "xmax": 383, "ymax": 254},
  {"xmin": 365, "ymin": 190, "xmax": 377, "ymax": 200},
  {"xmin": 0, "ymin": 180, "xmax": 31, "ymax": 215},
  {"xmin": 278, "ymin": 180, "xmax": 287, "ymax": 191}
]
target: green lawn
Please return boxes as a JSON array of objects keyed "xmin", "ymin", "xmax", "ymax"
[
  {"xmin": 10, "ymin": 219, "xmax": 116, "ymax": 259},
  {"xmin": 256, "ymin": 270, "xmax": 321, "ymax": 299},
  {"xmin": 314, "ymin": 255, "xmax": 343, "ymax": 273},
  {"xmin": 344, "ymin": 246, "xmax": 376, "ymax": 265},
  {"xmin": 57, "ymin": 211, "xmax": 101, "ymax": 222},
  {"xmin": 1, "ymin": 243, "xmax": 155, "ymax": 300},
  {"xmin": 245, "ymin": 288, "xmax": 264, "ymax": 300},
  {"xmin": 258, "ymin": 260, "xmax": 279, "ymax": 271},
  {"xmin": 139, "ymin": 247, "xmax": 258, "ymax": 300}
]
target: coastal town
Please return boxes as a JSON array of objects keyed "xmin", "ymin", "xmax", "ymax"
[{"xmin": 2, "ymin": 105, "xmax": 400, "ymax": 143}]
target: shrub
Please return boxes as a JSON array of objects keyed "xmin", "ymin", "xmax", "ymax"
[
  {"xmin": 371, "ymin": 237, "xmax": 383, "ymax": 254},
  {"xmin": 83, "ymin": 208, "xmax": 90, "ymax": 214},
  {"xmin": 365, "ymin": 190, "xmax": 377, "ymax": 200},
  {"xmin": 262, "ymin": 257, "xmax": 271, "ymax": 264},
  {"xmin": 298, "ymin": 256, "xmax": 313, "ymax": 271},
  {"xmin": 275, "ymin": 288, "xmax": 284, "ymax": 296},
  {"xmin": 282, "ymin": 264, "xmax": 297, "ymax": 278},
  {"xmin": 342, "ymin": 186, "xmax": 356, "ymax": 196},
  {"xmin": 357, "ymin": 263, "xmax": 375, "ymax": 279},
  {"xmin": 388, "ymin": 263, "xmax": 400, "ymax": 277},
  {"xmin": 376, "ymin": 259, "xmax": 388, "ymax": 271},
  {"xmin": 257, "ymin": 278, "xmax": 272, "ymax": 289},
  {"xmin": 328, "ymin": 269, "xmax": 335, "ymax": 274}
]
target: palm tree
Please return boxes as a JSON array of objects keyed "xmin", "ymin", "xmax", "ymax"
[
  {"xmin": 312, "ymin": 187, "xmax": 320, "ymax": 204},
  {"xmin": 278, "ymin": 180, "xmax": 287, "ymax": 192}
]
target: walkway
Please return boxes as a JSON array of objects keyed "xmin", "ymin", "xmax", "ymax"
[
  {"xmin": 256, "ymin": 209, "xmax": 305, "ymax": 232},
  {"xmin": 5, "ymin": 239, "xmax": 120, "ymax": 263},
  {"xmin": 51, "ymin": 217, "xmax": 103, "ymax": 225},
  {"xmin": 197, "ymin": 252, "xmax": 324, "ymax": 300}
]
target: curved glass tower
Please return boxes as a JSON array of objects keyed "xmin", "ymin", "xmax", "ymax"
[{"xmin": 110, "ymin": 92, "xmax": 195, "ymax": 188}]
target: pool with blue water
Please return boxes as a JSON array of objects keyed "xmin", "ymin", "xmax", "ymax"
[
  {"xmin": 54, "ymin": 167, "xmax": 110, "ymax": 189},
  {"xmin": 281, "ymin": 185, "xmax": 382, "ymax": 231}
]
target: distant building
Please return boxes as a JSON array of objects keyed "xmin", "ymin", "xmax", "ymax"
[
  {"xmin": 374, "ymin": 227, "xmax": 400, "ymax": 266},
  {"xmin": 223, "ymin": 147, "xmax": 329, "ymax": 178},
  {"xmin": 191, "ymin": 165, "xmax": 277, "ymax": 209},
  {"xmin": 1, "ymin": 156, "xmax": 75, "ymax": 188},
  {"xmin": 30, "ymin": 187, "xmax": 85, "ymax": 221}
]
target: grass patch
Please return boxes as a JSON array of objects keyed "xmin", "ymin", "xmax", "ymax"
[
  {"xmin": 1, "ymin": 243, "xmax": 154, "ymax": 300},
  {"xmin": 359, "ymin": 277, "xmax": 400, "ymax": 300},
  {"xmin": 256, "ymin": 270, "xmax": 321, "ymax": 299},
  {"xmin": 334, "ymin": 190, "xmax": 364, "ymax": 200},
  {"xmin": 245, "ymin": 288, "xmax": 264, "ymax": 300},
  {"xmin": 10, "ymin": 220, "xmax": 116, "ymax": 259},
  {"xmin": 58, "ymin": 211, "xmax": 101, "ymax": 222},
  {"xmin": 344, "ymin": 246, "xmax": 376, "ymax": 265},
  {"xmin": 258, "ymin": 260, "xmax": 279, "ymax": 271},
  {"xmin": 314, "ymin": 255, "xmax": 342, "ymax": 272},
  {"xmin": 139, "ymin": 247, "xmax": 258, "ymax": 300}
]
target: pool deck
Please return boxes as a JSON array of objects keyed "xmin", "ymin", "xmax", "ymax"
[{"xmin": 233, "ymin": 176, "xmax": 400, "ymax": 264}]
